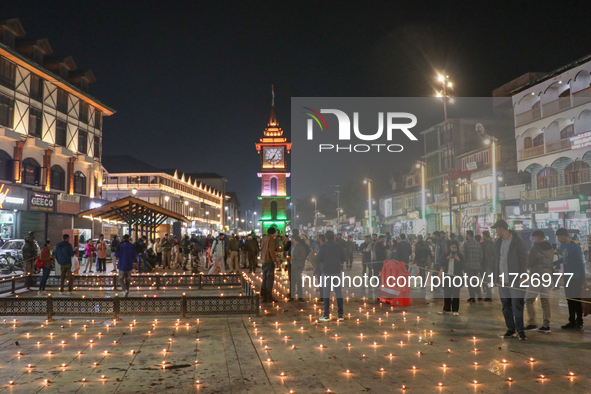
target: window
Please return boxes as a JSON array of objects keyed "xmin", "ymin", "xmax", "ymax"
[
  {"xmin": 30, "ymin": 74, "xmax": 44, "ymax": 102},
  {"xmin": 483, "ymin": 150, "xmax": 489, "ymax": 164},
  {"xmin": 459, "ymin": 182, "xmax": 472, "ymax": 203},
  {"xmin": 425, "ymin": 131, "xmax": 438, "ymax": 153},
  {"xmin": 537, "ymin": 167, "xmax": 558, "ymax": 189},
  {"xmin": 94, "ymin": 109, "xmax": 102, "ymax": 130},
  {"xmin": 56, "ymin": 88, "xmax": 68, "ymax": 113},
  {"xmin": 55, "ymin": 120, "xmax": 67, "ymax": 147},
  {"xmin": 533, "ymin": 133, "xmax": 544, "ymax": 147},
  {"xmin": 28, "ymin": 107, "xmax": 42, "ymax": 138},
  {"xmin": 0, "ymin": 150, "xmax": 12, "ymax": 181},
  {"xmin": 0, "ymin": 94, "xmax": 14, "ymax": 128},
  {"xmin": 78, "ymin": 129, "xmax": 87, "ymax": 154},
  {"xmin": 560, "ymin": 124, "xmax": 574, "ymax": 140},
  {"xmin": 271, "ymin": 201, "xmax": 278, "ymax": 220},
  {"xmin": 524, "ymin": 137, "xmax": 532, "ymax": 149},
  {"xmin": 476, "ymin": 182, "xmax": 491, "ymax": 200},
  {"xmin": 74, "ymin": 171, "xmax": 86, "ymax": 194},
  {"xmin": 22, "ymin": 158, "xmax": 41, "ymax": 186},
  {"xmin": 79, "ymin": 101, "xmax": 89, "ymax": 123},
  {"xmin": 441, "ymin": 149, "xmax": 454, "ymax": 171},
  {"xmin": 565, "ymin": 161, "xmax": 590, "ymax": 185},
  {"xmin": 270, "ymin": 177, "xmax": 277, "ymax": 195},
  {"xmin": 0, "ymin": 57, "xmax": 16, "ymax": 90},
  {"xmin": 50, "ymin": 165, "xmax": 65, "ymax": 191},
  {"xmin": 93, "ymin": 136, "xmax": 100, "ymax": 159}
]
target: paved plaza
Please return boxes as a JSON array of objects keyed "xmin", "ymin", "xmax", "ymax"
[{"xmin": 0, "ymin": 263, "xmax": 590, "ymax": 393}]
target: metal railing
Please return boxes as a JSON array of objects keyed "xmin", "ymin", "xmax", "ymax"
[
  {"xmin": 518, "ymin": 144, "xmax": 545, "ymax": 160},
  {"xmin": 520, "ymin": 183, "xmax": 584, "ymax": 200},
  {"xmin": 0, "ymin": 274, "xmax": 259, "ymax": 319}
]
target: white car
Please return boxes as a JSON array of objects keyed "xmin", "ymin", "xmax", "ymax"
[{"xmin": 0, "ymin": 239, "xmax": 26, "ymax": 257}]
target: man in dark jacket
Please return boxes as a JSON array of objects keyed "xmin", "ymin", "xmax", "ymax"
[
  {"xmin": 345, "ymin": 235, "xmax": 355, "ymax": 270},
  {"xmin": 395, "ymin": 233, "xmax": 412, "ymax": 265},
  {"xmin": 492, "ymin": 219, "xmax": 528, "ymax": 340},
  {"xmin": 481, "ymin": 231, "xmax": 496, "ymax": 301},
  {"xmin": 414, "ymin": 234, "xmax": 432, "ymax": 282},
  {"xmin": 463, "ymin": 230, "xmax": 483, "ymax": 302},
  {"xmin": 55, "ymin": 234, "xmax": 76, "ymax": 293},
  {"xmin": 114, "ymin": 234, "xmax": 138, "ymax": 297},
  {"xmin": 134, "ymin": 236, "xmax": 148, "ymax": 273},
  {"xmin": 433, "ymin": 231, "xmax": 448, "ymax": 271},
  {"xmin": 359, "ymin": 235, "xmax": 373, "ymax": 277},
  {"xmin": 290, "ymin": 235, "xmax": 307, "ymax": 300},
  {"xmin": 317, "ymin": 231, "xmax": 347, "ymax": 322},
  {"xmin": 524, "ymin": 230, "xmax": 554, "ymax": 332},
  {"xmin": 555, "ymin": 228, "xmax": 586, "ymax": 330},
  {"xmin": 22, "ymin": 231, "xmax": 40, "ymax": 277},
  {"xmin": 374, "ymin": 235, "xmax": 388, "ymax": 278},
  {"xmin": 111, "ymin": 235, "xmax": 120, "ymax": 273}
]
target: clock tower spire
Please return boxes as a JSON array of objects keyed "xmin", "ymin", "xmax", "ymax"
[{"xmin": 256, "ymin": 86, "xmax": 291, "ymax": 235}]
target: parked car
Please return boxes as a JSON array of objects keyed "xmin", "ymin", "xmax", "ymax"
[{"xmin": 0, "ymin": 239, "xmax": 25, "ymax": 258}]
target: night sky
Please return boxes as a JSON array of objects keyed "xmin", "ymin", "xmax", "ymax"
[{"xmin": 4, "ymin": 1, "xmax": 591, "ymax": 213}]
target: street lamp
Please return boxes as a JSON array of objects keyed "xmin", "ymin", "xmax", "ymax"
[
  {"xmin": 312, "ymin": 198, "xmax": 317, "ymax": 230},
  {"xmin": 132, "ymin": 188, "xmax": 138, "ymax": 196},
  {"xmin": 435, "ymin": 72, "xmax": 454, "ymax": 233},
  {"xmin": 484, "ymin": 137, "xmax": 499, "ymax": 220},
  {"xmin": 363, "ymin": 179, "xmax": 372, "ymax": 234},
  {"xmin": 416, "ymin": 161, "xmax": 427, "ymax": 234},
  {"xmin": 253, "ymin": 212, "xmax": 257, "ymax": 232}
]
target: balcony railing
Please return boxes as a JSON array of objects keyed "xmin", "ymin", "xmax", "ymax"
[
  {"xmin": 518, "ymin": 144, "xmax": 545, "ymax": 160},
  {"xmin": 516, "ymin": 87, "xmax": 591, "ymax": 127},
  {"xmin": 520, "ymin": 183, "xmax": 584, "ymax": 200},
  {"xmin": 515, "ymin": 107, "xmax": 541, "ymax": 127},
  {"xmin": 545, "ymin": 138, "xmax": 573, "ymax": 153}
]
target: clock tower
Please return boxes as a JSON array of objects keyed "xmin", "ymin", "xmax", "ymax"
[{"xmin": 256, "ymin": 87, "xmax": 291, "ymax": 235}]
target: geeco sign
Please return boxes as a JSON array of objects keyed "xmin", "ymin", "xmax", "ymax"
[{"xmin": 28, "ymin": 191, "xmax": 56, "ymax": 213}]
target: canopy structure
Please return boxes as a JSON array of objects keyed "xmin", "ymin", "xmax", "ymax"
[{"xmin": 78, "ymin": 196, "xmax": 188, "ymax": 240}]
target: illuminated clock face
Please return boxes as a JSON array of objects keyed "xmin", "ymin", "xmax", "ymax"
[{"xmin": 264, "ymin": 147, "xmax": 283, "ymax": 166}]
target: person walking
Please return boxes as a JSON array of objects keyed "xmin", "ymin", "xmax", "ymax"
[
  {"xmin": 134, "ymin": 236, "xmax": 148, "ymax": 273},
  {"xmin": 22, "ymin": 231, "xmax": 40, "ymax": 280},
  {"xmin": 524, "ymin": 230, "xmax": 554, "ymax": 333},
  {"xmin": 395, "ymin": 233, "xmax": 412, "ymax": 266},
  {"xmin": 154, "ymin": 237, "xmax": 162, "ymax": 267},
  {"xmin": 228, "ymin": 235, "xmax": 240, "ymax": 273},
  {"xmin": 246, "ymin": 235, "xmax": 259, "ymax": 273},
  {"xmin": 491, "ymin": 219, "xmax": 528, "ymax": 340},
  {"xmin": 260, "ymin": 227, "xmax": 278, "ymax": 302},
  {"xmin": 83, "ymin": 240, "xmax": 96, "ymax": 274},
  {"xmin": 438, "ymin": 240, "xmax": 465, "ymax": 315},
  {"xmin": 96, "ymin": 234, "xmax": 108, "ymax": 273},
  {"xmin": 554, "ymin": 228, "xmax": 586, "ymax": 330},
  {"xmin": 161, "ymin": 234, "xmax": 172, "ymax": 269},
  {"xmin": 181, "ymin": 235, "xmax": 191, "ymax": 269},
  {"xmin": 433, "ymin": 231, "xmax": 448, "ymax": 272},
  {"xmin": 345, "ymin": 235, "xmax": 355, "ymax": 270},
  {"xmin": 414, "ymin": 234, "xmax": 432, "ymax": 283},
  {"xmin": 290, "ymin": 235, "xmax": 307, "ymax": 300},
  {"xmin": 55, "ymin": 234, "xmax": 76, "ymax": 294},
  {"xmin": 480, "ymin": 231, "xmax": 496, "ymax": 301},
  {"xmin": 111, "ymin": 235, "xmax": 120, "ymax": 273},
  {"xmin": 114, "ymin": 234, "xmax": 137, "ymax": 297},
  {"xmin": 208, "ymin": 233, "xmax": 227, "ymax": 274},
  {"xmin": 37, "ymin": 240, "xmax": 52, "ymax": 295},
  {"xmin": 462, "ymin": 230, "xmax": 483, "ymax": 302},
  {"xmin": 318, "ymin": 231, "xmax": 347, "ymax": 322},
  {"xmin": 359, "ymin": 235, "xmax": 373, "ymax": 277}
]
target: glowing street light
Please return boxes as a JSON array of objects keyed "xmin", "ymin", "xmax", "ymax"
[
  {"xmin": 363, "ymin": 179, "xmax": 372, "ymax": 233},
  {"xmin": 416, "ymin": 161, "xmax": 426, "ymax": 235}
]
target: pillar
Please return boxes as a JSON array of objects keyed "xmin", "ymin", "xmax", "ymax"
[
  {"xmin": 43, "ymin": 149, "xmax": 52, "ymax": 191},
  {"xmin": 13, "ymin": 141, "xmax": 24, "ymax": 183},
  {"xmin": 67, "ymin": 157, "xmax": 76, "ymax": 195}
]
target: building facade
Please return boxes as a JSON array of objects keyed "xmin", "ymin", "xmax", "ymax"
[
  {"xmin": 511, "ymin": 55, "xmax": 591, "ymax": 236},
  {"xmin": 101, "ymin": 156, "xmax": 223, "ymax": 236},
  {"xmin": 0, "ymin": 19, "xmax": 114, "ymax": 242}
]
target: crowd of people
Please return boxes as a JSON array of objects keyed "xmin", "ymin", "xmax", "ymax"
[{"xmin": 14, "ymin": 219, "xmax": 589, "ymax": 339}]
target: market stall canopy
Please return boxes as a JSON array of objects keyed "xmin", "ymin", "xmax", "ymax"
[{"xmin": 77, "ymin": 196, "xmax": 188, "ymax": 235}]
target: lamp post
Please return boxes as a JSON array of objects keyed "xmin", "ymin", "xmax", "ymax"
[
  {"xmin": 253, "ymin": 212, "xmax": 257, "ymax": 233},
  {"xmin": 436, "ymin": 73, "xmax": 454, "ymax": 233},
  {"xmin": 363, "ymin": 179, "xmax": 372, "ymax": 234},
  {"xmin": 484, "ymin": 137, "xmax": 499, "ymax": 221},
  {"xmin": 312, "ymin": 198, "xmax": 317, "ymax": 231},
  {"xmin": 415, "ymin": 161, "xmax": 427, "ymax": 235}
]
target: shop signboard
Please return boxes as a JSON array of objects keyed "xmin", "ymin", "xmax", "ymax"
[
  {"xmin": 28, "ymin": 190, "xmax": 55, "ymax": 212},
  {"xmin": 570, "ymin": 130, "xmax": 591, "ymax": 150},
  {"xmin": 467, "ymin": 205, "xmax": 491, "ymax": 216},
  {"xmin": 580, "ymin": 195, "xmax": 591, "ymax": 213},
  {"xmin": 407, "ymin": 210, "xmax": 419, "ymax": 220},
  {"xmin": 520, "ymin": 202, "xmax": 548, "ymax": 214},
  {"xmin": 57, "ymin": 194, "xmax": 81, "ymax": 203},
  {"xmin": 548, "ymin": 198, "xmax": 579, "ymax": 212},
  {"xmin": 0, "ymin": 184, "xmax": 26, "ymax": 210},
  {"xmin": 349, "ymin": 217, "xmax": 355, "ymax": 225}
]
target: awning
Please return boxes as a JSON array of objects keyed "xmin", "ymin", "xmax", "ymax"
[{"xmin": 78, "ymin": 196, "xmax": 188, "ymax": 235}]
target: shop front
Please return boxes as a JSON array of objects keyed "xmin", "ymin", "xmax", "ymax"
[
  {"xmin": 460, "ymin": 203, "xmax": 494, "ymax": 235},
  {"xmin": 504, "ymin": 205, "xmax": 533, "ymax": 230},
  {"xmin": 520, "ymin": 198, "xmax": 581, "ymax": 233},
  {"xmin": 0, "ymin": 183, "xmax": 27, "ymax": 241}
]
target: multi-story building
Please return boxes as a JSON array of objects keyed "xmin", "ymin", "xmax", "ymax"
[
  {"xmin": 421, "ymin": 118, "xmax": 513, "ymax": 233},
  {"xmin": 101, "ymin": 156, "xmax": 224, "ymax": 236},
  {"xmin": 509, "ymin": 54, "xmax": 591, "ymax": 235},
  {"xmin": 0, "ymin": 19, "xmax": 114, "ymax": 242},
  {"xmin": 224, "ymin": 191, "xmax": 241, "ymax": 232},
  {"xmin": 379, "ymin": 167, "xmax": 422, "ymax": 236}
]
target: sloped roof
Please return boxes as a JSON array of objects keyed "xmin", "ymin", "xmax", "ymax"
[{"xmin": 102, "ymin": 155, "xmax": 161, "ymax": 174}]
